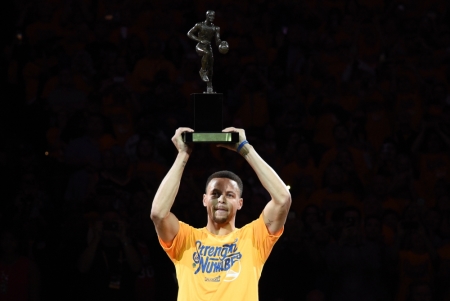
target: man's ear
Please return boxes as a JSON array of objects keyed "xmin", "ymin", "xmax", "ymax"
[
  {"xmin": 238, "ymin": 198, "xmax": 243, "ymax": 210},
  {"xmin": 203, "ymin": 194, "xmax": 207, "ymax": 207}
]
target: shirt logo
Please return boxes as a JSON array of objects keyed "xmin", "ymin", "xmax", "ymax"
[
  {"xmin": 204, "ymin": 275, "xmax": 220, "ymax": 282},
  {"xmin": 192, "ymin": 239, "xmax": 242, "ymax": 282}
]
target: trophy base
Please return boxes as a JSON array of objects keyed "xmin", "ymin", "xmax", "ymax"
[
  {"xmin": 182, "ymin": 132, "xmax": 239, "ymax": 143},
  {"xmin": 189, "ymin": 93, "xmax": 238, "ymax": 143}
]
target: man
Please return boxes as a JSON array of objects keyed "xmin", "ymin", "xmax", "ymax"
[
  {"xmin": 150, "ymin": 127, "xmax": 291, "ymax": 301},
  {"xmin": 78, "ymin": 210, "xmax": 142, "ymax": 301},
  {"xmin": 187, "ymin": 10, "xmax": 225, "ymax": 91}
]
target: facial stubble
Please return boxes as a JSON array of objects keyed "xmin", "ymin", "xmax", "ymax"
[{"xmin": 210, "ymin": 198, "xmax": 229, "ymax": 224}]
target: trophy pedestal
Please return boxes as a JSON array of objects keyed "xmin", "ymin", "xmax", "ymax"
[{"xmin": 183, "ymin": 93, "xmax": 239, "ymax": 143}]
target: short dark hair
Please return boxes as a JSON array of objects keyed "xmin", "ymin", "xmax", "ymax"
[{"xmin": 205, "ymin": 170, "xmax": 243, "ymax": 197}]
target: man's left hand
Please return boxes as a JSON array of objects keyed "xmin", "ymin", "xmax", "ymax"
[{"xmin": 217, "ymin": 127, "xmax": 247, "ymax": 152}]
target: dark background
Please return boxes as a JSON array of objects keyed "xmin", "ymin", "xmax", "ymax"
[{"xmin": 1, "ymin": 0, "xmax": 450, "ymax": 300}]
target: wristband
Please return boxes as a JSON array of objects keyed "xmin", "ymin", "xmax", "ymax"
[{"xmin": 237, "ymin": 140, "xmax": 249, "ymax": 153}]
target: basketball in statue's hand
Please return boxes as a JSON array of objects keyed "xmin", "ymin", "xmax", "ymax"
[{"xmin": 218, "ymin": 41, "xmax": 229, "ymax": 54}]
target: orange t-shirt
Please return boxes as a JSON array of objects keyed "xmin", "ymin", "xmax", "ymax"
[
  {"xmin": 280, "ymin": 159, "xmax": 319, "ymax": 188},
  {"xmin": 159, "ymin": 214, "xmax": 283, "ymax": 301},
  {"xmin": 397, "ymin": 250, "xmax": 434, "ymax": 301},
  {"xmin": 307, "ymin": 188, "xmax": 361, "ymax": 221},
  {"xmin": 130, "ymin": 57, "xmax": 177, "ymax": 93},
  {"xmin": 418, "ymin": 153, "xmax": 450, "ymax": 193}
]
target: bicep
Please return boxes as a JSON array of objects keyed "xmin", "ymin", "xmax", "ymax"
[
  {"xmin": 263, "ymin": 199, "xmax": 290, "ymax": 235},
  {"xmin": 153, "ymin": 212, "xmax": 180, "ymax": 245}
]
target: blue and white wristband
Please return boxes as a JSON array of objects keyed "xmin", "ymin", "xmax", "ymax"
[{"xmin": 237, "ymin": 140, "xmax": 249, "ymax": 154}]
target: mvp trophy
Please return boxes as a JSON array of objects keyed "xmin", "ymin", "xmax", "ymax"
[{"xmin": 183, "ymin": 10, "xmax": 239, "ymax": 143}]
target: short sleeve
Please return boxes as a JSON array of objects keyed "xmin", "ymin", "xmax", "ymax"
[
  {"xmin": 158, "ymin": 221, "xmax": 192, "ymax": 262},
  {"xmin": 252, "ymin": 213, "xmax": 283, "ymax": 263}
]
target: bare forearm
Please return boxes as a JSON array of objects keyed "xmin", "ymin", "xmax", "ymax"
[
  {"xmin": 187, "ymin": 27, "xmax": 200, "ymax": 43},
  {"xmin": 424, "ymin": 235, "xmax": 439, "ymax": 263},
  {"xmin": 411, "ymin": 129, "xmax": 426, "ymax": 154},
  {"xmin": 437, "ymin": 129, "xmax": 450, "ymax": 149},
  {"xmin": 78, "ymin": 237, "xmax": 100, "ymax": 273},
  {"xmin": 150, "ymin": 152, "xmax": 189, "ymax": 220},
  {"xmin": 215, "ymin": 32, "xmax": 222, "ymax": 45},
  {"xmin": 122, "ymin": 243, "xmax": 142, "ymax": 273},
  {"xmin": 187, "ymin": 32, "xmax": 199, "ymax": 42},
  {"xmin": 29, "ymin": 262, "xmax": 40, "ymax": 301},
  {"xmin": 243, "ymin": 145, "xmax": 291, "ymax": 205}
]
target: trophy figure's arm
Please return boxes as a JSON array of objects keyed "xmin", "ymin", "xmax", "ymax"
[
  {"xmin": 187, "ymin": 24, "xmax": 203, "ymax": 44},
  {"xmin": 215, "ymin": 26, "xmax": 222, "ymax": 45}
]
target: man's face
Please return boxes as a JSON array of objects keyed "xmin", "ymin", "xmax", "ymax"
[
  {"xmin": 411, "ymin": 284, "xmax": 432, "ymax": 301},
  {"xmin": 101, "ymin": 211, "xmax": 121, "ymax": 245},
  {"xmin": 206, "ymin": 12, "xmax": 215, "ymax": 22},
  {"xmin": 203, "ymin": 178, "xmax": 243, "ymax": 225},
  {"xmin": 87, "ymin": 116, "xmax": 104, "ymax": 137},
  {"xmin": 333, "ymin": 125, "xmax": 349, "ymax": 143},
  {"xmin": 364, "ymin": 218, "xmax": 381, "ymax": 240}
]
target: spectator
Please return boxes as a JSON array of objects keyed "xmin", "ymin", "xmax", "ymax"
[
  {"xmin": 46, "ymin": 68, "xmax": 87, "ymax": 114},
  {"xmin": 234, "ymin": 64, "xmax": 270, "ymax": 130},
  {"xmin": 6, "ymin": 1, "xmax": 450, "ymax": 299},
  {"xmin": 394, "ymin": 220, "xmax": 439, "ymax": 301},
  {"xmin": 64, "ymin": 113, "xmax": 116, "ymax": 205},
  {"xmin": 130, "ymin": 38, "xmax": 177, "ymax": 93},
  {"xmin": 78, "ymin": 210, "xmax": 142, "ymax": 301},
  {"xmin": 318, "ymin": 123, "xmax": 369, "ymax": 184},
  {"xmin": 406, "ymin": 281, "xmax": 434, "ymax": 301},
  {"xmin": 364, "ymin": 215, "xmax": 384, "ymax": 245},
  {"xmin": 308, "ymin": 163, "xmax": 360, "ymax": 222},
  {"xmin": 133, "ymin": 136, "xmax": 167, "ymax": 189},
  {"xmin": 325, "ymin": 206, "xmax": 390, "ymax": 301},
  {"xmin": 306, "ymin": 289, "xmax": 325, "ymax": 301},
  {"xmin": 0, "ymin": 228, "xmax": 40, "ymax": 301},
  {"xmin": 393, "ymin": 110, "xmax": 419, "ymax": 156},
  {"xmin": 65, "ymin": 113, "xmax": 115, "ymax": 170}
]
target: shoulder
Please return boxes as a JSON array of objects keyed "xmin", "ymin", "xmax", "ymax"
[
  {"xmin": 179, "ymin": 221, "xmax": 206, "ymax": 238},
  {"xmin": 179, "ymin": 220, "xmax": 195, "ymax": 231},
  {"xmin": 16, "ymin": 256, "xmax": 32, "ymax": 269},
  {"xmin": 237, "ymin": 214, "xmax": 267, "ymax": 234},
  {"xmin": 67, "ymin": 135, "xmax": 89, "ymax": 147},
  {"xmin": 134, "ymin": 57, "xmax": 153, "ymax": 68}
]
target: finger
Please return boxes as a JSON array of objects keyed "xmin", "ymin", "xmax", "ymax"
[
  {"xmin": 175, "ymin": 127, "xmax": 194, "ymax": 134},
  {"xmin": 222, "ymin": 127, "xmax": 238, "ymax": 133},
  {"xmin": 172, "ymin": 127, "xmax": 194, "ymax": 139}
]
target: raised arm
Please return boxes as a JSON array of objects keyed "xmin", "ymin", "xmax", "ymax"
[
  {"xmin": 150, "ymin": 127, "xmax": 193, "ymax": 244},
  {"xmin": 221, "ymin": 128, "xmax": 291, "ymax": 234}
]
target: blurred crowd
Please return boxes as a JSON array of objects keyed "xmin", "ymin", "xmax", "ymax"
[{"xmin": 1, "ymin": 0, "xmax": 450, "ymax": 300}]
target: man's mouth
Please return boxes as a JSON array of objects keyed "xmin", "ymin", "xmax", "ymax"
[{"xmin": 215, "ymin": 206, "xmax": 227, "ymax": 212}]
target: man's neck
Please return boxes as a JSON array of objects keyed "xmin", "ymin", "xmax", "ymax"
[
  {"xmin": 1, "ymin": 253, "xmax": 19, "ymax": 265},
  {"xmin": 206, "ymin": 221, "xmax": 236, "ymax": 235},
  {"xmin": 335, "ymin": 141, "xmax": 349, "ymax": 149}
]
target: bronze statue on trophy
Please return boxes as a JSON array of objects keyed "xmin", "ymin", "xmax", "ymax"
[{"xmin": 187, "ymin": 10, "xmax": 229, "ymax": 93}]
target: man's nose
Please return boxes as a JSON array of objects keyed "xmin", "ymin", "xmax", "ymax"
[{"xmin": 218, "ymin": 195, "xmax": 225, "ymax": 203}]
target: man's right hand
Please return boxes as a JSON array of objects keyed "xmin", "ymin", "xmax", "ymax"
[
  {"xmin": 200, "ymin": 40, "xmax": 211, "ymax": 45},
  {"xmin": 91, "ymin": 221, "xmax": 103, "ymax": 243},
  {"xmin": 172, "ymin": 127, "xmax": 194, "ymax": 154}
]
